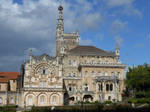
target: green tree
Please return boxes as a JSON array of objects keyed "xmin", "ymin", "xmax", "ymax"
[{"xmin": 126, "ymin": 63, "xmax": 150, "ymax": 92}]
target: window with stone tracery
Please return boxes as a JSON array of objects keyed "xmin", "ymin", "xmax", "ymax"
[
  {"xmin": 40, "ymin": 96, "xmax": 45, "ymax": 103},
  {"xmin": 84, "ymin": 83, "xmax": 89, "ymax": 91},
  {"xmin": 111, "ymin": 72, "xmax": 114, "ymax": 76},
  {"xmin": 69, "ymin": 60, "xmax": 72, "ymax": 66},
  {"xmin": 68, "ymin": 85, "xmax": 76, "ymax": 92},
  {"xmin": 28, "ymin": 96, "xmax": 33, "ymax": 106},
  {"xmin": 39, "ymin": 82, "xmax": 47, "ymax": 88},
  {"xmin": 98, "ymin": 72, "xmax": 102, "ymax": 76},
  {"xmin": 104, "ymin": 72, "xmax": 108, "ymax": 76},
  {"xmin": 91, "ymin": 71, "xmax": 95, "ymax": 76},
  {"xmin": 110, "ymin": 84, "xmax": 113, "ymax": 91},
  {"xmin": 118, "ymin": 72, "xmax": 120, "ymax": 78},
  {"xmin": 52, "ymin": 96, "xmax": 57, "ymax": 104},
  {"xmin": 37, "ymin": 66, "xmax": 49, "ymax": 75},
  {"xmin": 98, "ymin": 83, "xmax": 103, "ymax": 91},
  {"xmin": 10, "ymin": 97, "xmax": 14, "ymax": 104},
  {"xmin": 106, "ymin": 84, "xmax": 109, "ymax": 91},
  {"xmin": 85, "ymin": 71, "xmax": 88, "ymax": 77}
]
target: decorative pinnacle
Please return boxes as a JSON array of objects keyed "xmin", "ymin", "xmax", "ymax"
[
  {"xmin": 58, "ymin": 5, "xmax": 63, "ymax": 11},
  {"xmin": 29, "ymin": 49, "xmax": 32, "ymax": 56},
  {"xmin": 116, "ymin": 42, "xmax": 119, "ymax": 49}
]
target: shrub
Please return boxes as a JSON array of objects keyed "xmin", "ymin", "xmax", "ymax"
[
  {"xmin": 128, "ymin": 98, "xmax": 138, "ymax": 104},
  {"xmin": 104, "ymin": 100, "xmax": 112, "ymax": 104},
  {"xmin": 0, "ymin": 105, "xmax": 17, "ymax": 112},
  {"xmin": 136, "ymin": 91, "xmax": 146, "ymax": 98}
]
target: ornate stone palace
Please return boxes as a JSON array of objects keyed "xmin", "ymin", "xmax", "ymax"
[{"xmin": 0, "ymin": 5, "xmax": 126, "ymax": 107}]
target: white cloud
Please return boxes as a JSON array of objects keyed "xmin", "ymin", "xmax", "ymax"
[
  {"xmin": 111, "ymin": 19, "xmax": 128, "ymax": 34},
  {"xmin": 0, "ymin": 0, "xmax": 103, "ymax": 71},
  {"xmin": 106, "ymin": 0, "xmax": 134, "ymax": 7},
  {"xmin": 115, "ymin": 35, "xmax": 124, "ymax": 47},
  {"xmin": 148, "ymin": 35, "xmax": 150, "ymax": 39},
  {"xmin": 79, "ymin": 38, "xmax": 93, "ymax": 45},
  {"xmin": 0, "ymin": 0, "xmax": 142, "ymax": 71},
  {"xmin": 105, "ymin": 0, "xmax": 142, "ymax": 18}
]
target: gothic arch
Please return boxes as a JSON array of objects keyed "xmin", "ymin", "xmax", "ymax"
[
  {"xmin": 25, "ymin": 93, "xmax": 36, "ymax": 106},
  {"xmin": 32, "ymin": 62, "xmax": 56, "ymax": 76},
  {"xmin": 37, "ymin": 93, "xmax": 48, "ymax": 106},
  {"xmin": 50, "ymin": 93, "xmax": 60, "ymax": 105}
]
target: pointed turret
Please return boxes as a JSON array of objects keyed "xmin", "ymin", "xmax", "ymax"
[
  {"xmin": 29, "ymin": 49, "xmax": 32, "ymax": 65},
  {"xmin": 115, "ymin": 43, "xmax": 120, "ymax": 62},
  {"xmin": 56, "ymin": 5, "xmax": 64, "ymax": 36}
]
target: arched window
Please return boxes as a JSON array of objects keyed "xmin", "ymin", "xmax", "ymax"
[
  {"xmin": 73, "ymin": 40, "xmax": 75, "ymax": 45},
  {"xmin": 101, "ymin": 83, "xmax": 103, "ymax": 91},
  {"xmin": 98, "ymin": 84, "xmax": 101, "ymax": 91},
  {"xmin": 98, "ymin": 72, "xmax": 101, "ymax": 76},
  {"xmin": 118, "ymin": 72, "xmax": 120, "ymax": 78},
  {"xmin": 111, "ymin": 72, "xmax": 114, "ymax": 76},
  {"xmin": 10, "ymin": 97, "xmax": 14, "ymax": 104},
  {"xmin": 98, "ymin": 61, "xmax": 101, "ymax": 64},
  {"xmin": 73, "ymin": 60, "xmax": 76, "ymax": 66},
  {"xmin": 106, "ymin": 84, "xmax": 109, "ymax": 91},
  {"xmin": 69, "ymin": 86, "xmax": 72, "ymax": 91},
  {"xmin": 43, "ymin": 69, "xmax": 46, "ymax": 74},
  {"xmin": 98, "ymin": 83, "xmax": 103, "ymax": 91},
  {"xmin": 61, "ymin": 47, "xmax": 65, "ymax": 54},
  {"xmin": 73, "ymin": 73, "xmax": 76, "ymax": 77},
  {"xmin": 29, "ymin": 83, "xmax": 32, "ymax": 87},
  {"xmin": 73, "ymin": 85, "xmax": 76, "ymax": 92},
  {"xmin": 91, "ymin": 60, "xmax": 95, "ymax": 64},
  {"xmin": 91, "ymin": 71, "xmax": 95, "ymax": 76},
  {"xmin": 0, "ymin": 97, "xmax": 2, "ymax": 104},
  {"xmin": 108, "ymin": 96, "xmax": 111, "ymax": 100},
  {"xmin": 54, "ymin": 84, "xmax": 57, "ymax": 88},
  {"xmin": 68, "ymin": 73, "xmax": 71, "ymax": 77},
  {"xmin": 104, "ymin": 72, "xmax": 108, "ymax": 76},
  {"xmin": 40, "ymin": 95, "xmax": 45, "ymax": 103},
  {"xmin": 43, "ymin": 82, "xmax": 47, "ymax": 87},
  {"xmin": 84, "ymin": 83, "xmax": 88, "ymax": 91},
  {"xmin": 69, "ymin": 60, "xmax": 72, "ymax": 66},
  {"xmin": 28, "ymin": 96, "xmax": 33, "ymax": 106},
  {"xmin": 110, "ymin": 84, "xmax": 113, "ymax": 91},
  {"xmin": 52, "ymin": 96, "xmax": 57, "ymax": 104},
  {"xmin": 84, "ymin": 60, "xmax": 87, "ymax": 64},
  {"xmin": 85, "ymin": 71, "xmax": 88, "ymax": 77}
]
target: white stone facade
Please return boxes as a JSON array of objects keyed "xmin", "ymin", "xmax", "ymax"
[{"xmin": 0, "ymin": 5, "xmax": 126, "ymax": 107}]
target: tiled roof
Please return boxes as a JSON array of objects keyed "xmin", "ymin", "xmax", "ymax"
[
  {"xmin": 68, "ymin": 45, "xmax": 116, "ymax": 57},
  {"xmin": 0, "ymin": 72, "xmax": 19, "ymax": 83}
]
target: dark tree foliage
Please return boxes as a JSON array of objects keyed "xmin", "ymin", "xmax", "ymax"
[{"xmin": 126, "ymin": 63, "xmax": 150, "ymax": 92}]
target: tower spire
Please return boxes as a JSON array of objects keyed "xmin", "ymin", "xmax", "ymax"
[
  {"xmin": 57, "ymin": 5, "xmax": 64, "ymax": 33},
  {"xmin": 115, "ymin": 42, "xmax": 120, "ymax": 62}
]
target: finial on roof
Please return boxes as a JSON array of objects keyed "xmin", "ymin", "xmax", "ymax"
[
  {"xmin": 116, "ymin": 42, "xmax": 119, "ymax": 49},
  {"xmin": 58, "ymin": 5, "xmax": 63, "ymax": 11},
  {"xmin": 29, "ymin": 49, "xmax": 32, "ymax": 56},
  {"xmin": 76, "ymin": 29, "xmax": 79, "ymax": 35}
]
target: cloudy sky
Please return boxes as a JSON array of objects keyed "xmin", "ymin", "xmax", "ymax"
[{"xmin": 0, "ymin": 0, "xmax": 150, "ymax": 72}]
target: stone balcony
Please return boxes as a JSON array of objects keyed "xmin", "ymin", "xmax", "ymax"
[
  {"xmin": 95, "ymin": 75, "xmax": 119, "ymax": 82},
  {"xmin": 63, "ymin": 76, "xmax": 81, "ymax": 80},
  {"xmin": 79, "ymin": 62, "xmax": 126, "ymax": 68},
  {"xmin": 22, "ymin": 87, "xmax": 64, "ymax": 92},
  {"xmin": 82, "ymin": 90, "xmax": 94, "ymax": 94}
]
